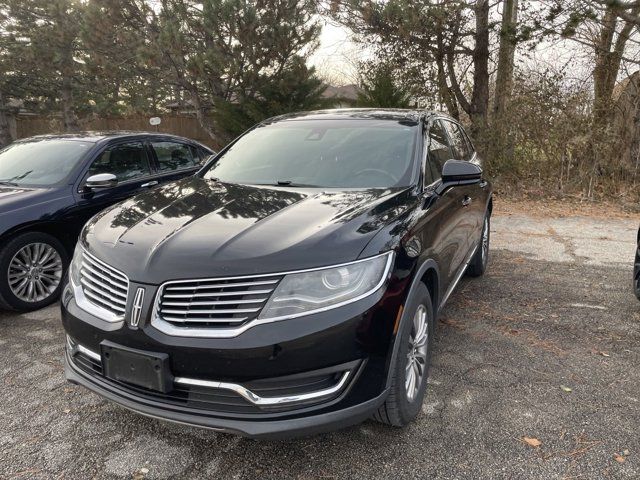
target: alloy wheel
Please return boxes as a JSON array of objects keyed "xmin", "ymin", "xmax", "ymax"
[
  {"xmin": 405, "ymin": 304, "xmax": 429, "ymax": 402},
  {"xmin": 481, "ymin": 217, "xmax": 489, "ymax": 265},
  {"xmin": 7, "ymin": 242, "xmax": 63, "ymax": 303}
]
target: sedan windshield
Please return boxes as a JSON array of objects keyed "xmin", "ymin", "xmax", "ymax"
[
  {"xmin": 203, "ymin": 119, "xmax": 418, "ymax": 188},
  {"xmin": 0, "ymin": 139, "xmax": 93, "ymax": 187}
]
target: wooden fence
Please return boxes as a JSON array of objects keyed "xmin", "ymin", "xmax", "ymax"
[{"xmin": 12, "ymin": 114, "xmax": 217, "ymax": 148}]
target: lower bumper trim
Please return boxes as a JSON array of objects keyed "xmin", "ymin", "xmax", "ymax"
[{"xmin": 65, "ymin": 351, "xmax": 387, "ymax": 439}]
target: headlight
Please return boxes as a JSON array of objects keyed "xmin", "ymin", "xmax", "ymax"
[
  {"xmin": 69, "ymin": 244, "xmax": 83, "ymax": 288},
  {"xmin": 259, "ymin": 251, "xmax": 393, "ymax": 320}
]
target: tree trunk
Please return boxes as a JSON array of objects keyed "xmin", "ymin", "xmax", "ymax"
[
  {"xmin": 492, "ymin": 0, "xmax": 519, "ymax": 161},
  {"xmin": 0, "ymin": 91, "xmax": 13, "ymax": 147},
  {"xmin": 469, "ymin": 0, "xmax": 490, "ymax": 138},
  {"xmin": 186, "ymin": 84, "xmax": 218, "ymax": 144},
  {"xmin": 493, "ymin": 0, "xmax": 519, "ymax": 120},
  {"xmin": 593, "ymin": 6, "xmax": 637, "ymax": 126}
]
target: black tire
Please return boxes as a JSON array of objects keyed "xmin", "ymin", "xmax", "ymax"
[
  {"xmin": 373, "ymin": 283, "xmax": 434, "ymax": 427},
  {"xmin": 466, "ymin": 213, "xmax": 490, "ymax": 277},
  {"xmin": 634, "ymin": 234, "xmax": 640, "ymax": 300},
  {"xmin": 0, "ymin": 232, "xmax": 69, "ymax": 312}
]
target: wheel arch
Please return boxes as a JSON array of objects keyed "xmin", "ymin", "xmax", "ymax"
[
  {"xmin": 384, "ymin": 258, "xmax": 440, "ymax": 388},
  {"xmin": 0, "ymin": 221, "xmax": 76, "ymax": 257}
]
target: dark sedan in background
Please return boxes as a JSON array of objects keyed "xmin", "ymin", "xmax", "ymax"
[
  {"xmin": 0, "ymin": 132, "xmax": 213, "ymax": 311},
  {"xmin": 62, "ymin": 109, "xmax": 493, "ymax": 438}
]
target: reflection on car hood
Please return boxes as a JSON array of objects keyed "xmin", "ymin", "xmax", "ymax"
[
  {"xmin": 0, "ymin": 185, "xmax": 48, "ymax": 213},
  {"xmin": 83, "ymin": 176, "xmax": 413, "ymax": 283}
]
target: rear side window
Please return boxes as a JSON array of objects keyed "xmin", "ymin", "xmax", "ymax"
[
  {"xmin": 88, "ymin": 141, "xmax": 151, "ymax": 182},
  {"xmin": 151, "ymin": 141, "xmax": 197, "ymax": 171},
  {"xmin": 427, "ymin": 120, "xmax": 453, "ymax": 180},
  {"xmin": 442, "ymin": 121, "xmax": 472, "ymax": 161}
]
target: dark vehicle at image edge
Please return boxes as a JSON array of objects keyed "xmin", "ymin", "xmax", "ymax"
[
  {"xmin": 0, "ymin": 132, "xmax": 213, "ymax": 311},
  {"xmin": 635, "ymin": 226, "xmax": 640, "ymax": 299},
  {"xmin": 61, "ymin": 109, "xmax": 493, "ymax": 438}
]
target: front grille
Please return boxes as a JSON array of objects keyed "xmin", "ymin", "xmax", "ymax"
[
  {"xmin": 79, "ymin": 250, "xmax": 129, "ymax": 317},
  {"xmin": 156, "ymin": 275, "xmax": 283, "ymax": 328}
]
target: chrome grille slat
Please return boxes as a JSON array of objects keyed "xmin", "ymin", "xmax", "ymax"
[
  {"xmin": 157, "ymin": 274, "xmax": 282, "ymax": 329},
  {"xmin": 81, "ymin": 261, "xmax": 128, "ymax": 290},
  {"xmin": 163, "ymin": 290, "xmax": 273, "ymax": 298},
  {"xmin": 165, "ymin": 279, "xmax": 278, "ymax": 290},
  {"xmin": 161, "ymin": 316, "xmax": 249, "ymax": 323},
  {"xmin": 80, "ymin": 276, "xmax": 127, "ymax": 302},
  {"xmin": 162, "ymin": 307, "xmax": 261, "ymax": 315},
  {"xmin": 162, "ymin": 299, "xmax": 266, "ymax": 306},
  {"xmin": 78, "ymin": 250, "xmax": 129, "ymax": 317},
  {"xmin": 81, "ymin": 281, "xmax": 127, "ymax": 307}
]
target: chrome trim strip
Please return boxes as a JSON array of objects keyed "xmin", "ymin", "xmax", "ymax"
[
  {"xmin": 166, "ymin": 279, "xmax": 279, "ymax": 290},
  {"xmin": 151, "ymin": 251, "xmax": 395, "ymax": 339},
  {"xmin": 174, "ymin": 371, "xmax": 351, "ymax": 408},
  {"xmin": 161, "ymin": 316, "xmax": 248, "ymax": 323},
  {"xmin": 163, "ymin": 290, "xmax": 273, "ymax": 298},
  {"xmin": 439, "ymin": 244, "xmax": 477, "ymax": 309},
  {"xmin": 68, "ymin": 338, "xmax": 350, "ymax": 408}
]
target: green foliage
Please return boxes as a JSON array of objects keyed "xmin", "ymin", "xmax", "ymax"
[
  {"xmin": 355, "ymin": 64, "xmax": 412, "ymax": 108},
  {"xmin": 214, "ymin": 58, "xmax": 331, "ymax": 140}
]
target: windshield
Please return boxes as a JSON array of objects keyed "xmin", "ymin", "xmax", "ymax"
[
  {"xmin": 0, "ymin": 139, "xmax": 93, "ymax": 187},
  {"xmin": 203, "ymin": 119, "xmax": 418, "ymax": 188}
]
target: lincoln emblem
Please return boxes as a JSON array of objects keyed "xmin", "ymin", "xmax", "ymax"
[{"xmin": 130, "ymin": 287, "xmax": 145, "ymax": 328}]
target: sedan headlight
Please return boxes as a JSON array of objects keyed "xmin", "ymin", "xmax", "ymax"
[
  {"xmin": 259, "ymin": 251, "xmax": 394, "ymax": 320},
  {"xmin": 69, "ymin": 244, "xmax": 83, "ymax": 288}
]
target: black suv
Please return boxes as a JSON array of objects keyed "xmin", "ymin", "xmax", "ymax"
[
  {"xmin": 0, "ymin": 132, "xmax": 213, "ymax": 311},
  {"xmin": 61, "ymin": 110, "xmax": 492, "ymax": 438}
]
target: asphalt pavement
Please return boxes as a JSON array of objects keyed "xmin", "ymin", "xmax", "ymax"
[{"xmin": 1, "ymin": 210, "xmax": 638, "ymax": 479}]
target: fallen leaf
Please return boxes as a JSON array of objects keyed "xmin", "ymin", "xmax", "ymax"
[
  {"xmin": 600, "ymin": 352, "xmax": 610, "ymax": 357},
  {"xmin": 140, "ymin": 468, "xmax": 149, "ymax": 474},
  {"xmin": 614, "ymin": 454, "xmax": 625, "ymax": 463},
  {"xmin": 560, "ymin": 385, "xmax": 572, "ymax": 393},
  {"xmin": 523, "ymin": 437, "xmax": 542, "ymax": 447},
  {"xmin": 63, "ymin": 409, "xmax": 70, "ymax": 414},
  {"xmin": 623, "ymin": 449, "xmax": 630, "ymax": 456}
]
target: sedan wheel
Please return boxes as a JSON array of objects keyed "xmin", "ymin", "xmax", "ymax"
[
  {"xmin": 8, "ymin": 243, "xmax": 63, "ymax": 303},
  {"xmin": 0, "ymin": 232, "xmax": 68, "ymax": 312}
]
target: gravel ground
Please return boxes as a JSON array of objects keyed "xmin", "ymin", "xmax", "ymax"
[{"xmin": 1, "ymin": 211, "xmax": 639, "ymax": 479}]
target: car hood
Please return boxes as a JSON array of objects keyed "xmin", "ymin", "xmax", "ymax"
[
  {"xmin": 83, "ymin": 176, "xmax": 412, "ymax": 283},
  {"xmin": 0, "ymin": 185, "xmax": 45, "ymax": 207}
]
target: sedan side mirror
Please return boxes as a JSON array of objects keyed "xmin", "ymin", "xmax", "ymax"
[
  {"xmin": 438, "ymin": 160, "xmax": 482, "ymax": 193},
  {"xmin": 85, "ymin": 173, "xmax": 118, "ymax": 190}
]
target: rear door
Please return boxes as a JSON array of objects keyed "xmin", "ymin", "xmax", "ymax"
[{"xmin": 147, "ymin": 139, "xmax": 203, "ymax": 186}]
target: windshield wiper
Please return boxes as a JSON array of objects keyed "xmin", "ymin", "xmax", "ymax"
[{"xmin": 274, "ymin": 180, "xmax": 320, "ymax": 187}]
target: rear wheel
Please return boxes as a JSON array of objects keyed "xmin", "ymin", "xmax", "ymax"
[
  {"xmin": 0, "ymin": 232, "xmax": 68, "ymax": 312},
  {"xmin": 373, "ymin": 283, "xmax": 434, "ymax": 427},
  {"xmin": 466, "ymin": 213, "xmax": 490, "ymax": 277}
]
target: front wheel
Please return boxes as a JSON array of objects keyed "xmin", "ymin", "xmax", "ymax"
[
  {"xmin": 0, "ymin": 232, "xmax": 68, "ymax": 312},
  {"xmin": 466, "ymin": 213, "xmax": 490, "ymax": 277},
  {"xmin": 373, "ymin": 283, "xmax": 434, "ymax": 427}
]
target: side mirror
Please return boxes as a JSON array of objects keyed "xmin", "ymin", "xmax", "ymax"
[
  {"xmin": 85, "ymin": 173, "xmax": 118, "ymax": 190},
  {"xmin": 441, "ymin": 159, "xmax": 482, "ymax": 186}
]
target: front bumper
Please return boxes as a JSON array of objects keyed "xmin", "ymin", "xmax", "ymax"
[
  {"xmin": 64, "ymin": 348, "xmax": 387, "ymax": 439},
  {"xmin": 61, "ymin": 275, "xmax": 406, "ymax": 438}
]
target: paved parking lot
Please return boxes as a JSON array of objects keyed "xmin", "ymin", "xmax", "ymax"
[{"xmin": 1, "ymin": 208, "xmax": 639, "ymax": 479}]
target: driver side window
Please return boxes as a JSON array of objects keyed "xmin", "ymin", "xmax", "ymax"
[
  {"xmin": 426, "ymin": 120, "xmax": 453, "ymax": 181},
  {"xmin": 88, "ymin": 142, "xmax": 151, "ymax": 183}
]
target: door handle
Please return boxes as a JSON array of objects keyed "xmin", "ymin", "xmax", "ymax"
[
  {"xmin": 462, "ymin": 196, "xmax": 472, "ymax": 207},
  {"xmin": 141, "ymin": 180, "xmax": 159, "ymax": 188}
]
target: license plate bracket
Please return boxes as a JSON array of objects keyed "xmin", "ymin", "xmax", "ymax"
[{"xmin": 101, "ymin": 341, "xmax": 173, "ymax": 393}]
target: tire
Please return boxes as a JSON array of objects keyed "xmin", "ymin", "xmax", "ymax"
[
  {"xmin": 634, "ymin": 234, "xmax": 640, "ymax": 300},
  {"xmin": 0, "ymin": 232, "xmax": 68, "ymax": 312},
  {"xmin": 373, "ymin": 283, "xmax": 434, "ymax": 427},
  {"xmin": 466, "ymin": 213, "xmax": 490, "ymax": 277}
]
